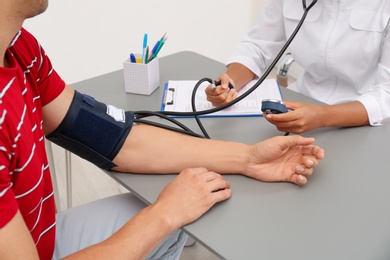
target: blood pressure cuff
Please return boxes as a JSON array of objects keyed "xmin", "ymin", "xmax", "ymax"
[{"xmin": 46, "ymin": 91, "xmax": 134, "ymax": 170}]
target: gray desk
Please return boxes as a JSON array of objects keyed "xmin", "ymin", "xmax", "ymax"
[{"xmin": 73, "ymin": 51, "xmax": 390, "ymax": 260}]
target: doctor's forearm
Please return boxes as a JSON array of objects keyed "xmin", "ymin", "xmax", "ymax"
[
  {"xmin": 321, "ymin": 101, "xmax": 369, "ymax": 127},
  {"xmin": 226, "ymin": 63, "xmax": 256, "ymax": 90}
]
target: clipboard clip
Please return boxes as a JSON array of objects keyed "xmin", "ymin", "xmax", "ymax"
[{"xmin": 164, "ymin": 87, "xmax": 175, "ymax": 105}]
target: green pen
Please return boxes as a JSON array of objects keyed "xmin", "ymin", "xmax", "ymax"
[
  {"xmin": 150, "ymin": 33, "xmax": 167, "ymax": 61},
  {"xmin": 152, "ymin": 37, "xmax": 167, "ymax": 60},
  {"xmin": 145, "ymin": 46, "xmax": 149, "ymax": 64}
]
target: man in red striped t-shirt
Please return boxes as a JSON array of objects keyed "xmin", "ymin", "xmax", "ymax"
[
  {"xmin": 0, "ymin": 1, "xmax": 324, "ymax": 259},
  {"xmin": 0, "ymin": 27, "xmax": 61, "ymax": 259}
]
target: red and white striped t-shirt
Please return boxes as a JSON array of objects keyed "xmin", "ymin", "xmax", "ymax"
[{"xmin": 0, "ymin": 28, "xmax": 65, "ymax": 259}]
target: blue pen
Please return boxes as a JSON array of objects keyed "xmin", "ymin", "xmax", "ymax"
[
  {"xmin": 149, "ymin": 40, "xmax": 160, "ymax": 62},
  {"xmin": 153, "ymin": 37, "xmax": 167, "ymax": 59},
  {"xmin": 150, "ymin": 33, "xmax": 167, "ymax": 62},
  {"xmin": 142, "ymin": 33, "xmax": 148, "ymax": 63},
  {"xmin": 130, "ymin": 53, "xmax": 136, "ymax": 63}
]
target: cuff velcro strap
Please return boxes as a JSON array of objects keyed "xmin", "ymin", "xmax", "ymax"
[{"xmin": 46, "ymin": 91, "xmax": 134, "ymax": 170}]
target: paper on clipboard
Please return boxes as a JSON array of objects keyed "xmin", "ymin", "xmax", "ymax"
[{"xmin": 160, "ymin": 79, "xmax": 283, "ymax": 117}]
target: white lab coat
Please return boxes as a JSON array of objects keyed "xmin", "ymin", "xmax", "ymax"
[{"xmin": 227, "ymin": 0, "xmax": 390, "ymax": 125}]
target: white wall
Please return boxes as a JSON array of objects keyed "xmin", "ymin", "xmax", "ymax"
[{"xmin": 24, "ymin": 0, "xmax": 268, "ymax": 84}]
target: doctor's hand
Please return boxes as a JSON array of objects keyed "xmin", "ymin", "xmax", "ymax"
[
  {"xmin": 205, "ymin": 74, "xmax": 237, "ymax": 107},
  {"xmin": 154, "ymin": 167, "xmax": 232, "ymax": 228},
  {"xmin": 245, "ymin": 135, "xmax": 324, "ymax": 185},
  {"xmin": 264, "ymin": 101, "xmax": 326, "ymax": 134}
]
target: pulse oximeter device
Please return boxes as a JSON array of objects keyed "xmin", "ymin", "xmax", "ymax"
[{"xmin": 261, "ymin": 99, "xmax": 288, "ymax": 114}]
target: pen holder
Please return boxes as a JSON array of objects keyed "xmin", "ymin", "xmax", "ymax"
[{"xmin": 123, "ymin": 56, "xmax": 160, "ymax": 95}]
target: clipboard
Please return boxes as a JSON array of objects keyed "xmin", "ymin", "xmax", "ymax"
[{"xmin": 160, "ymin": 79, "xmax": 283, "ymax": 118}]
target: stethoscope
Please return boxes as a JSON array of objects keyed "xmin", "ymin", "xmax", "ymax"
[{"xmin": 134, "ymin": 0, "xmax": 318, "ymax": 139}]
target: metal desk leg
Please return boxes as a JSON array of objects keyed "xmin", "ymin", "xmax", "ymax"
[
  {"xmin": 65, "ymin": 150, "xmax": 72, "ymax": 209},
  {"xmin": 45, "ymin": 140, "xmax": 62, "ymax": 212}
]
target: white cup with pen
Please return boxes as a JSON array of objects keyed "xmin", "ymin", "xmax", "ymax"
[{"xmin": 123, "ymin": 33, "xmax": 167, "ymax": 95}]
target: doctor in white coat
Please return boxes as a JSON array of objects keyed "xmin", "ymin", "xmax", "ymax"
[{"xmin": 206, "ymin": 0, "xmax": 390, "ymax": 134}]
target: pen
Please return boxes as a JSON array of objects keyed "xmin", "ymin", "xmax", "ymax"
[
  {"xmin": 130, "ymin": 53, "xmax": 136, "ymax": 63},
  {"xmin": 149, "ymin": 33, "xmax": 166, "ymax": 61},
  {"xmin": 154, "ymin": 37, "xmax": 167, "ymax": 56},
  {"xmin": 141, "ymin": 33, "xmax": 148, "ymax": 63},
  {"xmin": 149, "ymin": 40, "xmax": 161, "ymax": 62},
  {"xmin": 159, "ymin": 33, "xmax": 166, "ymax": 46},
  {"xmin": 145, "ymin": 46, "xmax": 149, "ymax": 64},
  {"xmin": 151, "ymin": 37, "xmax": 167, "ymax": 62}
]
